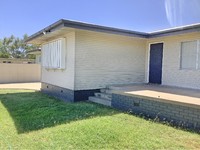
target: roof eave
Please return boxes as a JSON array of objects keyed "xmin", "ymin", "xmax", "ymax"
[
  {"xmin": 149, "ymin": 24, "xmax": 200, "ymax": 38},
  {"xmin": 62, "ymin": 20, "xmax": 148, "ymax": 38},
  {"xmin": 26, "ymin": 19, "xmax": 200, "ymax": 43},
  {"xmin": 25, "ymin": 19, "xmax": 65, "ymax": 43},
  {"xmin": 26, "ymin": 49, "xmax": 41, "ymax": 55},
  {"xmin": 26, "ymin": 19, "xmax": 148, "ymax": 44}
]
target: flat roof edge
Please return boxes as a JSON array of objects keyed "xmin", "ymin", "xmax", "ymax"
[
  {"xmin": 26, "ymin": 19, "xmax": 148, "ymax": 43},
  {"xmin": 25, "ymin": 19, "xmax": 65, "ymax": 43},
  {"xmin": 149, "ymin": 24, "xmax": 200, "ymax": 38},
  {"xmin": 63, "ymin": 20, "xmax": 148, "ymax": 38},
  {"xmin": 26, "ymin": 19, "xmax": 200, "ymax": 43}
]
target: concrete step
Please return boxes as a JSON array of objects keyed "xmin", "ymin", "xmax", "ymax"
[
  {"xmin": 94, "ymin": 92, "xmax": 112, "ymax": 100},
  {"xmin": 100, "ymin": 88, "xmax": 114, "ymax": 94},
  {"xmin": 100, "ymin": 88, "xmax": 107, "ymax": 93},
  {"xmin": 108, "ymin": 86, "xmax": 124, "ymax": 90},
  {"xmin": 88, "ymin": 96, "xmax": 111, "ymax": 106}
]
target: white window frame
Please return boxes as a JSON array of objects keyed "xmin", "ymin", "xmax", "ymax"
[
  {"xmin": 180, "ymin": 40, "xmax": 200, "ymax": 70},
  {"xmin": 42, "ymin": 38, "xmax": 66, "ymax": 69}
]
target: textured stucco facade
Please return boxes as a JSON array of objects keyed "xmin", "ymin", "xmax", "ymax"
[{"xmin": 146, "ymin": 32, "xmax": 200, "ymax": 90}]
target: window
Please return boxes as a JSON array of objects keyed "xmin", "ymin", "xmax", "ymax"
[
  {"xmin": 181, "ymin": 40, "xmax": 199, "ymax": 70},
  {"xmin": 42, "ymin": 38, "xmax": 65, "ymax": 69}
]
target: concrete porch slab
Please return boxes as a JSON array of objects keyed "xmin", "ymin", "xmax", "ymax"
[
  {"xmin": 110, "ymin": 84, "xmax": 200, "ymax": 108},
  {"xmin": 111, "ymin": 84, "xmax": 200, "ymax": 130}
]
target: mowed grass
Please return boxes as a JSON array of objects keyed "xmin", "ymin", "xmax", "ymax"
[{"xmin": 0, "ymin": 90, "xmax": 200, "ymax": 149}]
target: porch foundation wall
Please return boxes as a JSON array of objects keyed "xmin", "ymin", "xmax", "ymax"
[
  {"xmin": 112, "ymin": 93, "xmax": 200, "ymax": 130},
  {"xmin": 41, "ymin": 82, "xmax": 99, "ymax": 102}
]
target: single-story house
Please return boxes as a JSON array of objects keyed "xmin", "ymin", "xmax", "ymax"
[{"xmin": 26, "ymin": 19, "xmax": 200, "ymax": 102}]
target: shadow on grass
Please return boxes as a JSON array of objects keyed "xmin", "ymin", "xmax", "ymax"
[{"xmin": 0, "ymin": 90, "xmax": 118, "ymax": 134}]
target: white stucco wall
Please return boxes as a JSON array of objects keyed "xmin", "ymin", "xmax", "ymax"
[
  {"xmin": 75, "ymin": 30, "xmax": 147, "ymax": 90},
  {"xmin": 146, "ymin": 32, "xmax": 200, "ymax": 89},
  {"xmin": 41, "ymin": 32, "xmax": 75, "ymax": 90}
]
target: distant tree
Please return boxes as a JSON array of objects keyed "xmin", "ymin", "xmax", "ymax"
[
  {"xmin": 0, "ymin": 39, "xmax": 9, "ymax": 58},
  {"xmin": 0, "ymin": 37, "xmax": 11, "ymax": 58},
  {"xmin": 0, "ymin": 34, "xmax": 39, "ymax": 59},
  {"xmin": 22, "ymin": 34, "xmax": 38, "ymax": 59}
]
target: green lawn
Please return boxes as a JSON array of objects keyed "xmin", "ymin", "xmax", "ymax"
[{"xmin": 0, "ymin": 90, "xmax": 200, "ymax": 149}]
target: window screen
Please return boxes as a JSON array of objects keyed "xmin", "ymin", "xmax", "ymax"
[
  {"xmin": 181, "ymin": 41, "xmax": 197, "ymax": 69},
  {"xmin": 42, "ymin": 38, "xmax": 65, "ymax": 69}
]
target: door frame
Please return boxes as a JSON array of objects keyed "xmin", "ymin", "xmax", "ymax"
[{"xmin": 146, "ymin": 42, "xmax": 164, "ymax": 83}]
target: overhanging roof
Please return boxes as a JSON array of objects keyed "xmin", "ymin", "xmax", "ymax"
[
  {"xmin": 149, "ymin": 23, "xmax": 200, "ymax": 38},
  {"xmin": 26, "ymin": 49, "xmax": 41, "ymax": 55},
  {"xmin": 26, "ymin": 19, "xmax": 200, "ymax": 44},
  {"xmin": 26, "ymin": 19, "xmax": 148, "ymax": 44}
]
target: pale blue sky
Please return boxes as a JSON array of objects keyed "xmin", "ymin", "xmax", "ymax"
[{"xmin": 0, "ymin": 0, "xmax": 200, "ymax": 38}]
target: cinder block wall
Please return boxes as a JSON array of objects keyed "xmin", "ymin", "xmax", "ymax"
[{"xmin": 112, "ymin": 94, "xmax": 200, "ymax": 130}]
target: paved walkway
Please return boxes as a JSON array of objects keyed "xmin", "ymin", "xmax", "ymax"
[{"xmin": 0, "ymin": 82, "xmax": 41, "ymax": 90}]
